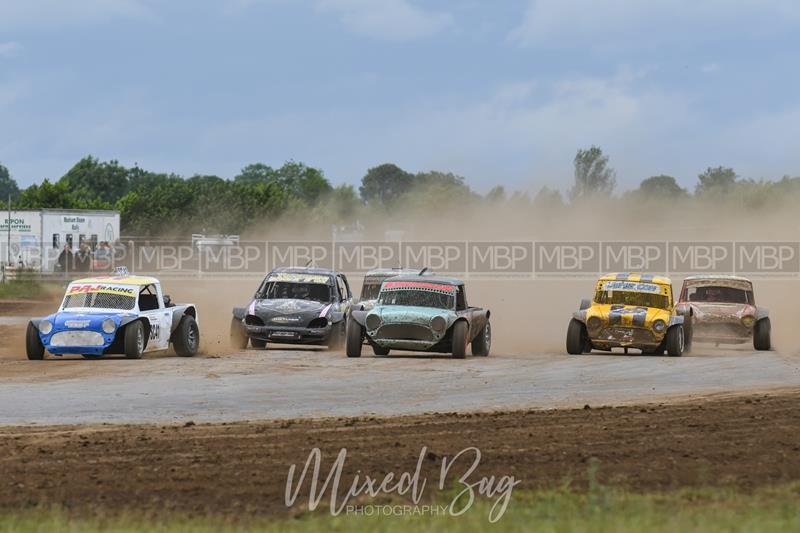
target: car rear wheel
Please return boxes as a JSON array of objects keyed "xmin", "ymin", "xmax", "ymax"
[
  {"xmin": 26, "ymin": 322, "xmax": 45, "ymax": 360},
  {"xmin": 230, "ymin": 317, "xmax": 249, "ymax": 350},
  {"xmin": 566, "ymin": 319, "xmax": 588, "ymax": 355},
  {"xmin": 124, "ymin": 321, "xmax": 145, "ymax": 359},
  {"xmin": 666, "ymin": 326, "xmax": 684, "ymax": 357},
  {"xmin": 471, "ymin": 321, "xmax": 491, "ymax": 356},
  {"xmin": 346, "ymin": 319, "xmax": 363, "ymax": 358},
  {"xmin": 173, "ymin": 315, "xmax": 200, "ymax": 357},
  {"xmin": 451, "ymin": 320, "xmax": 468, "ymax": 359},
  {"xmin": 754, "ymin": 318, "xmax": 771, "ymax": 351}
]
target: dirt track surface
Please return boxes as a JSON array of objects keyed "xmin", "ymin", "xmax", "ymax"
[
  {"xmin": 0, "ymin": 346, "xmax": 798, "ymax": 424},
  {"xmin": 0, "ymin": 392, "xmax": 798, "ymax": 517},
  {"xmin": 1, "ymin": 343, "xmax": 800, "ymax": 425}
]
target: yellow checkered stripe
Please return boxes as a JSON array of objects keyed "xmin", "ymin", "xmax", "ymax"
[{"xmin": 599, "ymin": 272, "xmax": 671, "ymax": 285}]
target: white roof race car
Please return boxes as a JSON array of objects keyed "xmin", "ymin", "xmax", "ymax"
[{"xmin": 26, "ymin": 269, "xmax": 200, "ymax": 360}]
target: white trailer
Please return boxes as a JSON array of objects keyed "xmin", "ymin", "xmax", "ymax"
[{"xmin": 1, "ymin": 209, "xmax": 121, "ymax": 272}]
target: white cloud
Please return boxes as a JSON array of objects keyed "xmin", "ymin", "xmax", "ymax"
[
  {"xmin": 315, "ymin": 0, "xmax": 453, "ymax": 41},
  {"xmin": 0, "ymin": 0, "xmax": 156, "ymax": 30},
  {"xmin": 0, "ymin": 42, "xmax": 23, "ymax": 58},
  {"xmin": 510, "ymin": 0, "xmax": 800, "ymax": 48}
]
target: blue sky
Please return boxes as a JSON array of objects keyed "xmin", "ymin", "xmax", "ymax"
[{"xmin": 1, "ymin": 0, "xmax": 799, "ymax": 193}]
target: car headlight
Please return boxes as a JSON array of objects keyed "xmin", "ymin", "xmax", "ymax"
[
  {"xmin": 366, "ymin": 313, "xmax": 382, "ymax": 331},
  {"xmin": 653, "ymin": 319, "xmax": 666, "ymax": 333},
  {"xmin": 741, "ymin": 315, "xmax": 756, "ymax": 327},
  {"xmin": 587, "ymin": 316, "xmax": 602, "ymax": 331},
  {"xmin": 39, "ymin": 320, "xmax": 53, "ymax": 335},
  {"xmin": 102, "ymin": 318, "xmax": 116, "ymax": 334},
  {"xmin": 431, "ymin": 315, "xmax": 446, "ymax": 332}
]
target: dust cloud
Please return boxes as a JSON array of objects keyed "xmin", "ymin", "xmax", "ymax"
[
  {"xmin": 170, "ymin": 198, "xmax": 800, "ymax": 357},
  {"xmin": 4, "ymin": 199, "xmax": 797, "ymax": 359}
]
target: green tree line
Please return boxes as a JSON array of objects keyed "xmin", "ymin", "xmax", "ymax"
[{"xmin": 2, "ymin": 149, "xmax": 799, "ymax": 236}]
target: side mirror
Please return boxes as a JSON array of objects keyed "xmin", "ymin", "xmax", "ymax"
[{"xmin": 163, "ymin": 295, "xmax": 171, "ymax": 307}]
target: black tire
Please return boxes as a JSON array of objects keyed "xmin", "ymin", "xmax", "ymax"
[
  {"xmin": 683, "ymin": 318, "xmax": 693, "ymax": 353},
  {"xmin": 173, "ymin": 315, "xmax": 200, "ymax": 357},
  {"xmin": 471, "ymin": 321, "xmax": 491, "ymax": 356},
  {"xmin": 251, "ymin": 338, "xmax": 267, "ymax": 349},
  {"xmin": 754, "ymin": 318, "xmax": 771, "ymax": 351},
  {"xmin": 124, "ymin": 320, "xmax": 145, "ymax": 359},
  {"xmin": 26, "ymin": 322, "xmax": 45, "ymax": 360},
  {"xmin": 666, "ymin": 326, "xmax": 684, "ymax": 357},
  {"xmin": 346, "ymin": 319, "xmax": 363, "ymax": 358},
  {"xmin": 230, "ymin": 317, "xmax": 249, "ymax": 350},
  {"xmin": 327, "ymin": 322, "xmax": 345, "ymax": 351},
  {"xmin": 451, "ymin": 320, "xmax": 468, "ymax": 359},
  {"xmin": 372, "ymin": 345, "xmax": 390, "ymax": 356},
  {"xmin": 566, "ymin": 318, "xmax": 587, "ymax": 355}
]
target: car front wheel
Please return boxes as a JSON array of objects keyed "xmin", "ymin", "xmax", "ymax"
[
  {"xmin": 230, "ymin": 317, "xmax": 249, "ymax": 350},
  {"xmin": 26, "ymin": 322, "xmax": 45, "ymax": 360},
  {"xmin": 566, "ymin": 318, "xmax": 588, "ymax": 355},
  {"xmin": 666, "ymin": 326, "xmax": 684, "ymax": 357},
  {"xmin": 754, "ymin": 318, "xmax": 771, "ymax": 351},
  {"xmin": 346, "ymin": 319, "xmax": 363, "ymax": 358},
  {"xmin": 124, "ymin": 321, "xmax": 145, "ymax": 359},
  {"xmin": 451, "ymin": 320, "xmax": 468, "ymax": 359}
]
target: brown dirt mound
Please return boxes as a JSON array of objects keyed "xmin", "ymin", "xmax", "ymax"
[{"xmin": 0, "ymin": 392, "xmax": 798, "ymax": 517}]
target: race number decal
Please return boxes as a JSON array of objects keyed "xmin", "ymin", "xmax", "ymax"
[{"xmin": 149, "ymin": 320, "xmax": 161, "ymax": 341}]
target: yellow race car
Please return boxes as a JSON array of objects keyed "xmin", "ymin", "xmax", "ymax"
[{"xmin": 566, "ymin": 273, "xmax": 685, "ymax": 356}]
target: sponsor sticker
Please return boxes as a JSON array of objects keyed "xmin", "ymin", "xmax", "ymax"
[
  {"xmin": 382, "ymin": 281, "xmax": 455, "ymax": 293},
  {"xmin": 602, "ymin": 281, "xmax": 661, "ymax": 293},
  {"xmin": 267, "ymin": 273, "xmax": 331, "ymax": 284},
  {"xmin": 66, "ymin": 284, "xmax": 136, "ymax": 296}
]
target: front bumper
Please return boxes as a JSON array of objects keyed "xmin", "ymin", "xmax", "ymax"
[
  {"xmin": 244, "ymin": 324, "xmax": 335, "ymax": 345},
  {"xmin": 368, "ymin": 322, "xmax": 442, "ymax": 352},
  {"xmin": 44, "ymin": 329, "xmax": 116, "ymax": 356},
  {"xmin": 691, "ymin": 321, "xmax": 751, "ymax": 344},
  {"xmin": 589, "ymin": 326, "xmax": 664, "ymax": 349}
]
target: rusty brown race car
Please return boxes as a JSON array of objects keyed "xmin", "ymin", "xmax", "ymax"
[{"xmin": 675, "ymin": 275, "xmax": 770, "ymax": 351}]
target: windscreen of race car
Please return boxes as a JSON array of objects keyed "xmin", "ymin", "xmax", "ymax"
[{"xmin": 260, "ymin": 281, "xmax": 332, "ymax": 303}]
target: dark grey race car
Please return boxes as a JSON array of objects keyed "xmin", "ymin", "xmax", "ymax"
[{"xmin": 230, "ymin": 267, "xmax": 353, "ymax": 350}]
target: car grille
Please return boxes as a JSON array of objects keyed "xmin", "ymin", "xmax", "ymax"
[
  {"xmin": 375, "ymin": 324, "xmax": 434, "ymax": 341},
  {"xmin": 50, "ymin": 331, "xmax": 105, "ymax": 347},
  {"xmin": 598, "ymin": 327, "xmax": 656, "ymax": 344},
  {"xmin": 693, "ymin": 322, "xmax": 749, "ymax": 337}
]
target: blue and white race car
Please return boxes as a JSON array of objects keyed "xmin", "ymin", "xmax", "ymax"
[{"xmin": 26, "ymin": 271, "xmax": 200, "ymax": 360}]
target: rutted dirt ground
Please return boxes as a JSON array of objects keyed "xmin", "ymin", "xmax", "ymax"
[{"xmin": 0, "ymin": 392, "xmax": 798, "ymax": 517}]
